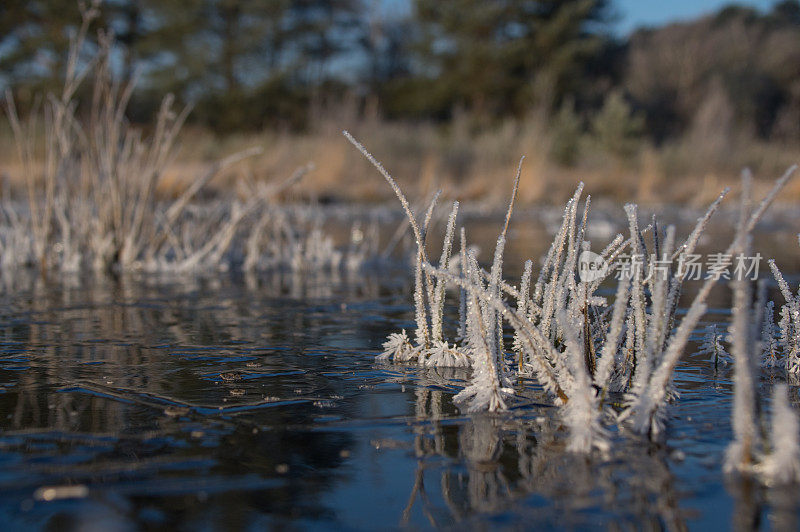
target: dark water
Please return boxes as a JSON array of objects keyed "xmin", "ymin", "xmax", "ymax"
[{"xmin": 0, "ymin": 239, "xmax": 799, "ymax": 529}]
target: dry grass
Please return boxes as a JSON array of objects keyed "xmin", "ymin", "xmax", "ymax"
[
  {"xmin": 0, "ymin": 5, "xmax": 363, "ymax": 275},
  {"xmin": 122, "ymin": 113, "xmax": 800, "ymax": 208},
  {"xmin": 2, "ymin": 73, "xmax": 799, "ymax": 209},
  {"xmin": 4, "ymin": 122, "xmax": 799, "ymax": 208}
]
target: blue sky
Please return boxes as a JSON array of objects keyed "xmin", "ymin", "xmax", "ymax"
[
  {"xmin": 613, "ymin": 0, "xmax": 783, "ymax": 34},
  {"xmin": 381, "ymin": 1, "xmax": 786, "ymax": 35}
]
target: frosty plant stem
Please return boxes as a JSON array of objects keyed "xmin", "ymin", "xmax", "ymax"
[
  {"xmin": 3, "ymin": 2, "xmax": 311, "ymax": 274},
  {"xmin": 345, "ymin": 129, "xmax": 800, "ymax": 463},
  {"xmin": 624, "ymin": 167, "xmax": 797, "ymax": 439}
]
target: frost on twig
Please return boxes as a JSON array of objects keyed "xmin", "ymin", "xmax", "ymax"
[
  {"xmin": 431, "ymin": 202, "xmax": 460, "ymax": 345},
  {"xmin": 346, "ymin": 132, "xmax": 462, "ymax": 366},
  {"xmin": 425, "ymin": 340, "xmax": 470, "ymax": 368},
  {"xmin": 623, "ymin": 168, "xmax": 795, "ymax": 440},
  {"xmin": 379, "ymin": 330, "xmax": 420, "ymax": 363},
  {"xmin": 453, "ymin": 284, "xmax": 514, "ymax": 413},
  {"xmin": 769, "ymin": 259, "xmax": 800, "ymax": 376},
  {"xmin": 724, "ymin": 170, "xmax": 761, "ymax": 474},
  {"xmin": 761, "ymin": 301, "xmax": 780, "ymax": 368},
  {"xmin": 594, "ymin": 277, "xmax": 629, "ymax": 394},
  {"xmin": 757, "ymin": 384, "xmax": 800, "ymax": 485},
  {"xmin": 696, "ymin": 324, "xmax": 731, "ymax": 370},
  {"xmin": 559, "ymin": 311, "xmax": 610, "ymax": 454}
]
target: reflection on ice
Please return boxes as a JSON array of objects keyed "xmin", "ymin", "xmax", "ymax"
[{"xmin": 0, "ymin": 270, "xmax": 797, "ymax": 528}]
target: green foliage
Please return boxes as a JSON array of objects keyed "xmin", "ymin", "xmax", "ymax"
[
  {"xmin": 3, "ymin": 0, "xmax": 800, "ymax": 147},
  {"xmin": 0, "ymin": 0, "xmax": 363, "ymax": 127},
  {"xmin": 193, "ymin": 78, "xmax": 312, "ymax": 133},
  {"xmin": 0, "ymin": 0, "xmax": 87, "ymax": 104},
  {"xmin": 549, "ymin": 98, "xmax": 583, "ymax": 166},
  {"xmin": 409, "ymin": 0, "xmax": 611, "ymax": 119},
  {"xmin": 590, "ymin": 90, "xmax": 644, "ymax": 159}
]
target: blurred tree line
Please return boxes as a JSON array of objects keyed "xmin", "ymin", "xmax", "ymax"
[{"xmin": 2, "ymin": 0, "xmax": 800, "ymax": 147}]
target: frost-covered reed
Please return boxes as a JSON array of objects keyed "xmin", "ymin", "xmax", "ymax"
[
  {"xmin": 769, "ymin": 254, "xmax": 800, "ymax": 376},
  {"xmin": 345, "ymin": 130, "xmax": 472, "ymax": 368},
  {"xmin": 347, "ymin": 129, "xmax": 800, "ymax": 464},
  {"xmin": 1, "ymin": 6, "xmax": 366, "ymax": 276},
  {"xmin": 758, "ymin": 384, "xmax": 800, "ymax": 484}
]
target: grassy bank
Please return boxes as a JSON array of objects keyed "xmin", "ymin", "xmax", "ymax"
[{"xmin": 152, "ymin": 113, "xmax": 800, "ymax": 207}]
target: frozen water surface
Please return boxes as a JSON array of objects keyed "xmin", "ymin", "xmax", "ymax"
[{"xmin": 0, "ymin": 216, "xmax": 798, "ymax": 530}]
